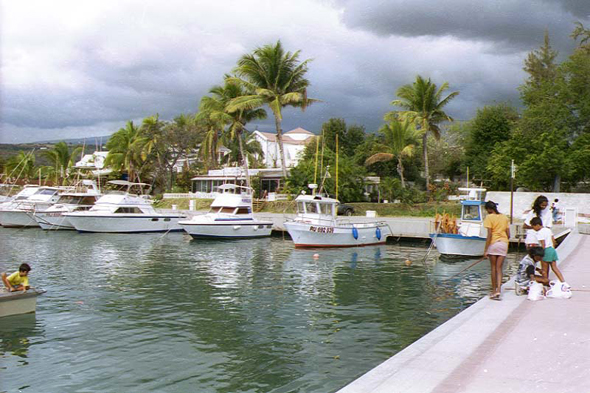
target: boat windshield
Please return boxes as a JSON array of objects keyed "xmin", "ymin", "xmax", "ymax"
[
  {"xmin": 319, "ymin": 203, "xmax": 333, "ymax": 216},
  {"xmin": 304, "ymin": 202, "xmax": 318, "ymax": 214},
  {"xmin": 462, "ymin": 205, "xmax": 482, "ymax": 221},
  {"xmin": 36, "ymin": 189, "xmax": 58, "ymax": 196},
  {"xmin": 236, "ymin": 208, "xmax": 250, "ymax": 215}
]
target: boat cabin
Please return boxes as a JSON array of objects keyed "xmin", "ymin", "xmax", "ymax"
[
  {"xmin": 208, "ymin": 184, "xmax": 254, "ymax": 216},
  {"xmin": 294, "ymin": 195, "xmax": 338, "ymax": 220},
  {"xmin": 457, "ymin": 188, "xmax": 487, "ymax": 237}
]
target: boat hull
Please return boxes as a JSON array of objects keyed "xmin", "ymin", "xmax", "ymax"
[
  {"xmin": 431, "ymin": 233, "xmax": 486, "ymax": 256},
  {"xmin": 180, "ymin": 220, "xmax": 273, "ymax": 238},
  {"xmin": 0, "ymin": 210, "xmax": 39, "ymax": 228},
  {"xmin": 0, "ymin": 289, "xmax": 44, "ymax": 318},
  {"xmin": 66, "ymin": 214, "xmax": 184, "ymax": 233},
  {"xmin": 284, "ymin": 221, "xmax": 391, "ymax": 248},
  {"xmin": 34, "ymin": 212, "xmax": 75, "ymax": 230}
]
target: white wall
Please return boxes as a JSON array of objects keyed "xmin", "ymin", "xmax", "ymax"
[{"xmin": 485, "ymin": 191, "xmax": 590, "ymax": 218}]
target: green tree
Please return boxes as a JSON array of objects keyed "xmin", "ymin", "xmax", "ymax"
[
  {"xmin": 6, "ymin": 151, "xmax": 37, "ymax": 183},
  {"xmin": 321, "ymin": 118, "xmax": 367, "ymax": 157},
  {"xmin": 391, "ymin": 75, "xmax": 459, "ymax": 191},
  {"xmin": 365, "ymin": 119, "xmax": 419, "ymax": 188},
  {"xmin": 105, "ymin": 121, "xmax": 145, "ymax": 182},
  {"xmin": 464, "ymin": 103, "xmax": 518, "ymax": 182},
  {"xmin": 222, "ymin": 130, "xmax": 264, "ymax": 168},
  {"xmin": 40, "ymin": 141, "xmax": 83, "ymax": 185},
  {"xmin": 198, "ymin": 79, "xmax": 267, "ymax": 186},
  {"xmin": 228, "ymin": 40, "xmax": 318, "ymax": 178}
]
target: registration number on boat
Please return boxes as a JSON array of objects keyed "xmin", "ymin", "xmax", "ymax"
[{"xmin": 309, "ymin": 226, "xmax": 334, "ymax": 234}]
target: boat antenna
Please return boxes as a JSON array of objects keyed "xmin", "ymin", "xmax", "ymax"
[
  {"xmin": 318, "ymin": 165, "xmax": 330, "ymax": 196},
  {"xmin": 335, "ymin": 133, "xmax": 339, "ymax": 201},
  {"xmin": 313, "ymin": 133, "xmax": 320, "ymax": 185}
]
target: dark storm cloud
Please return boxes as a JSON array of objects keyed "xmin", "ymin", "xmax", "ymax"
[
  {"xmin": 2, "ymin": 0, "xmax": 587, "ymax": 143},
  {"xmin": 337, "ymin": 0, "xmax": 590, "ymax": 53}
]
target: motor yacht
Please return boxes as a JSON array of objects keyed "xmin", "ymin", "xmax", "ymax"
[
  {"xmin": 64, "ymin": 180, "xmax": 185, "ymax": 233},
  {"xmin": 179, "ymin": 184, "xmax": 273, "ymax": 238}
]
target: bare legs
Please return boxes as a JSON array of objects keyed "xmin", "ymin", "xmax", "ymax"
[
  {"xmin": 541, "ymin": 261, "xmax": 565, "ymax": 282},
  {"xmin": 489, "ymin": 255, "xmax": 506, "ymax": 298}
]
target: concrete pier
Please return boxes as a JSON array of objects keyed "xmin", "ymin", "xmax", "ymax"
[{"xmin": 337, "ymin": 230, "xmax": 590, "ymax": 393}]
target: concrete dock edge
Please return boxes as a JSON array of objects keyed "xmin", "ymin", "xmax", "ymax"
[{"xmin": 338, "ymin": 230, "xmax": 588, "ymax": 393}]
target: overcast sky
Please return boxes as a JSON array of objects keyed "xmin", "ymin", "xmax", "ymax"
[{"xmin": 1, "ymin": 0, "xmax": 588, "ymax": 143}]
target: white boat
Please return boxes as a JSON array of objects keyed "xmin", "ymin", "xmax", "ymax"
[
  {"xmin": 284, "ymin": 194, "xmax": 392, "ymax": 248},
  {"xmin": 64, "ymin": 180, "xmax": 185, "ymax": 233},
  {"xmin": 179, "ymin": 184, "xmax": 273, "ymax": 239},
  {"xmin": 0, "ymin": 186, "xmax": 62, "ymax": 228},
  {"xmin": 0, "ymin": 289, "xmax": 45, "ymax": 318},
  {"xmin": 33, "ymin": 180, "xmax": 101, "ymax": 230},
  {"xmin": 431, "ymin": 188, "xmax": 487, "ymax": 257}
]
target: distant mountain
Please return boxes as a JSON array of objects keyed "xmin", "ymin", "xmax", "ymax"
[{"xmin": 33, "ymin": 135, "xmax": 112, "ymax": 145}]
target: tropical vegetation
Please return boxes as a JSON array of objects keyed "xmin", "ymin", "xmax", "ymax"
[{"xmin": 3, "ymin": 22, "xmax": 590, "ymax": 202}]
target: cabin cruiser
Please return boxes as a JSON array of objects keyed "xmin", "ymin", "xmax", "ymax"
[
  {"xmin": 64, "ymin": 181, "xmax": 185, "ymax": 233},
  {"xmin": 33, "ymin": 180, "xmax": 101, "ymax": 230},
  {"xmin": 179, "ymin": 184, "xmax": 273, "ymax": 238},
  {"xmin": 430, "ymin": 188, "xmax": 488, "ymax": 257},
  {"xmin": 284, "ymin": 189, "xmax": 392, "ymax": 248},
  {"xmin": 0, "ymin": 186, "xmax": 62, "ymax": 228}
]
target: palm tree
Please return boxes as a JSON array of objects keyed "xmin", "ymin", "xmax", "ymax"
[
  {"xmin": 365, "ymin": 119, "xmax": 419, "ymax": 188},
  {"xmin": 198, "ymin": 79, "xmax": 266, "ymax": 187},
  {"xmin": 105, "ymin": 121, "xmax": 146, "ymax": 182},
  {"xmin": 41, "ymin": 141, "xmax": 82, "ymax": 185},
  {"xmin": 222, "ymin": 130, "xmax": 264, "ymax": 168},
  {"xmin": 391, "ymin": 75, "xmax": 458, "ymax": 191},
  {"xmin": 227, "ymin": 40, "xmax": 318, "ymax": 178},
  {"xmin": 6, "ymin": 151, "xmax": 37, "ymax": 183}
]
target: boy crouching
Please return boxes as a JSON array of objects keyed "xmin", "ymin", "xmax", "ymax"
[{"xmin": 515, "ymin": 247, "xmax": 548, "ymax": 295}]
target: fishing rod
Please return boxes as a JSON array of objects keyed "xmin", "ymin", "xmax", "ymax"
[{"xmin": 449, "ymin": 256, "xmax": 487, "ymax": 279}]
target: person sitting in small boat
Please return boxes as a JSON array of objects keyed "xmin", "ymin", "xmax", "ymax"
[
  {"xmin": 1, "ymin": 263, "xmax": 31, "ymax": 292},
  {"xmin": 515, "ymin": 246, "xmax": 549, "ymax": 295}
]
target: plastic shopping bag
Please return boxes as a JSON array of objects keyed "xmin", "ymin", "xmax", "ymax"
[
  {"xmin": 527, "ymin": 281, "xmax": 545, "ymax": 301},
  {"xmin": 546, "ymin": 280, "xmax": 572, "ymax": 299}
]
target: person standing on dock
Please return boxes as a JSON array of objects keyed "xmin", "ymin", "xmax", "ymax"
[
  {"xmin": 522, "ymin": 195, "xmax": 552, "ymax": 248},
  {"xmin": 1, "ymin": 263, "xmax": 31, "ymax": 292},
  {"xmin": 483, "ymin": 201, "xmax": 510, "ymax": 300},
  {"xmin": 551, "ymin": 198, "xmax": 561, "ymax": 224},
  {"xmin": 531, "ymin": 217, "xmax": 568, "ymax": 286}
]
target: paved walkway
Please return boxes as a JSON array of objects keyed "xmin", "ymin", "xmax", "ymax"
[{"xmin": 338, "ymin": 230, "xmax": 590, "ymax": 393}]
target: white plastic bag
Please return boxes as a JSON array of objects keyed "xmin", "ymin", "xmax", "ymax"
[
  {"xmin": 527, "ymin": 281, "xmax": 545, "ymax": 301},
  {"xmin": 546, "ymin": 280, "xmax": 572, "ymax": 299}
]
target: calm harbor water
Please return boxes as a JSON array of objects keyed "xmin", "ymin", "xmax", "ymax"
[{"xmin": 0, "ymin": 227, "xmax": 521, "ymax": 393}]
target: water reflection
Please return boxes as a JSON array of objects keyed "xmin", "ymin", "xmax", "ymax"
[
  {"xmin": 0, "ymin": 313, "xmax": 41, "ymax": 362},
  {"xmin": 0, "ymin": 228, "xmax": 514, "ymax": 393}
]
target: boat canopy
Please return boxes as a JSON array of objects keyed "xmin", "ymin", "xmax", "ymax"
[
  {"xmin": 217, "ymin": 184, "xmax": 253, "ymax": 194},
  {"xmin": 108, "ymin": 180, "xmax": 150, "ymax": 187}
]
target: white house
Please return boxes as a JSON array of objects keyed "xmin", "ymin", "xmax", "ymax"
[{"xmin": 253, "ymin": 127, "xmax": 315, "ymax": 168}]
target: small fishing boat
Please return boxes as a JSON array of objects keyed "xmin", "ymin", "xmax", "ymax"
[
  {"xmin": 64, "ymin": 180, "xmax": 185, "ymax": 233},
  {"xmin": 0, "ymin": 289, "xmax": 45, "ymax": 318},
  {"xmin": 33, "ymin": 180, "xmax": 101, "ymax": 230},
  {"xmin": 430, "ymin": 188, "xmax": 487, "ymax": 257},
  {"xmin": 179, "ymin": 184, "xmax": 273, "ymax": 238},
  {"xmin": 284, "ymin": 193, "xmax": 392, "ymax": 248}
]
